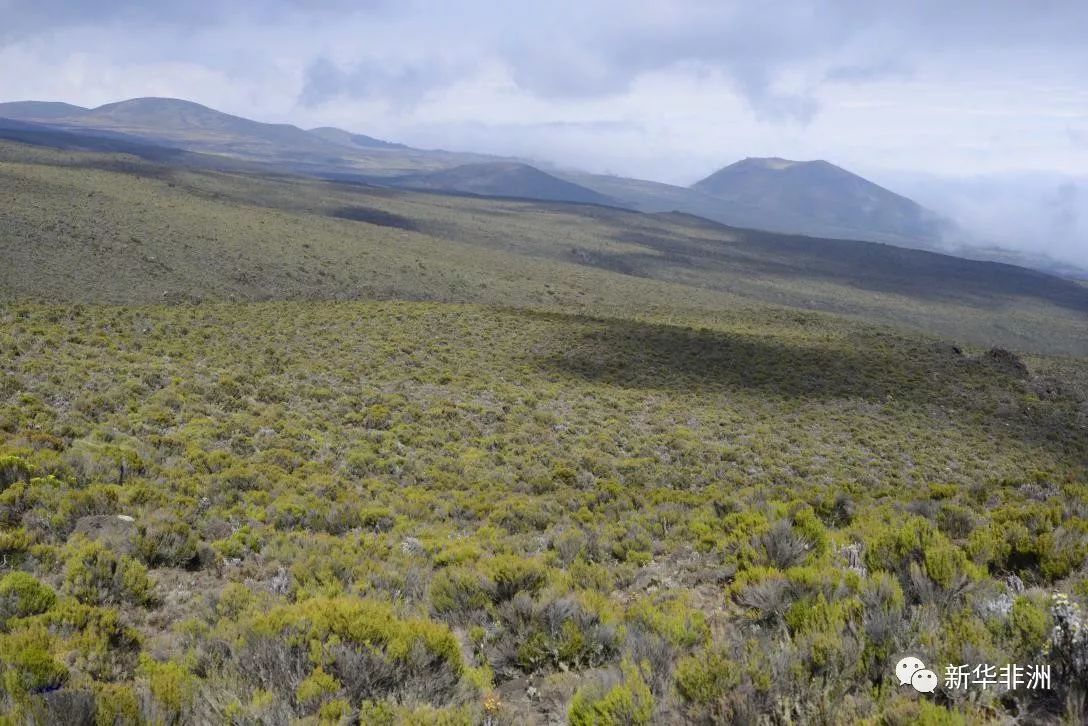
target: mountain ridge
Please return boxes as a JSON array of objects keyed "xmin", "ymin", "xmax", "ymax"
[
  {"xmin": 388, "ymin": 162, "xmax": 617, "ymax": 206},
  {"xmin": 692, "ymin": 156, "xmax": 951, "ymax": 247},
  {"xmin": 2, "ymin": 96, "xmax": 1079, "ymax": 279}
]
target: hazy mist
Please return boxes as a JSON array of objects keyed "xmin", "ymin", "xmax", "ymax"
[{"xmin": 881, "ymin": 171, "xmax": 1088, "ymax": 270}]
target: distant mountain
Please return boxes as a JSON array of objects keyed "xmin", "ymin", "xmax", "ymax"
[
  {"xmin": 691, "ymin": 157, "xmax": 951, "ymax": 246},
  {"xmin": 0, "ymin": 97, "xmax": 492, "ymax": 176},
  {"xmin": 0, "ymin": 101, "xmax": 89, "ymax": 119},
  {"xmin": 390, "ymin": 162, "xmax": 617, "ymax": 205},
  {"xmin": 4, "ymin": 137, "xmax": 1088, "ymax": 356},
  {"xmin": 1, "ymin": 97, "xmax": 353, "ymax": 156},
  {"xmin": 3, "ymin": 96, "xmax": 1078, "ymax": 279},
  {"xmin": 308, "ymin": 126, "xmax": 408, "ymax": 151},
  {"xmin": 0, "ymin": 117, "xmax": 275, "ymax": 174}
]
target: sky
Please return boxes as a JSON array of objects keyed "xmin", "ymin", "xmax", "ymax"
[{"xmin": 1, "ymin": 0, "xmax": 1086, "ymax": 264}]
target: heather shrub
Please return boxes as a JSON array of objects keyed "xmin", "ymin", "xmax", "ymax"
[
  {"xmin": 135, "ymin": 511, "xmax": 200, "ymax": 568},
  {"xmin": 430, "ymin": 566, "xmax": 492, "ymax": 620},
  {"xmin": 243, "ymin": 596, "xmax": 464, "ymax": 706},
  {"xmin": 0, "ymin": 626, "xmax": 68, "ymax": 696},
  {"xmin": 568, "ymin": 659, "xmax": 654, "ymax": 726},
  {"xmin": 484, "ymin": 555, "xmax": 547, "ymax": 602},
  {"xmin": 0, "ymin": 571, "xmax": 56, "ymax": 621},
  {"xmin": 486, "ymin": 593, "xmax": 620, "ymax": 678},
  {"xmin": 63, "ymin": 537, "xmax": 157, "ymax": 607}
]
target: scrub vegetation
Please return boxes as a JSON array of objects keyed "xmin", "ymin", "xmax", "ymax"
[
  {"xmin": 1, "ymin": 302, "xmax": 1086, "ymax": 723},
  {"xmin": 1, "ymin": 139, "xmax": 1088, "ymax": 723}
]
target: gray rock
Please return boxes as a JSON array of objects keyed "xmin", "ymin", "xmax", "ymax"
[
  {"xmin": 71, "ymin": 514, "xmax": 137, "ymax": 555},
  {"xmin": 401, "ymin": 537, "xmax": 425, "ymax": 556}
]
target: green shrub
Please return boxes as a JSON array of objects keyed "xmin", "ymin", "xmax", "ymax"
[
  {"xmin": 94, "ymin": 682, "xmax": 140, "ymax": 725},
  {"xmin": 965, "ymin": 525, "xmax": 1010, "ymax": 569},
  {"xmin": 921, "ymin": 543, "xmax": 975, "ymax": 589},
  {"xmin": 0, "ymin": 626, "xmax": 68, "ymax": 695},
  {"xmin": 430, "ymin": 567, "xmax": 491, "ymax": 618},
  {"xmin": 63, "ymin": 537, "xmax": 157, "ymax": 607},
  {"xmin": 216, "ymin": 582, "xmax": 256, "ymax": 620},
  {"xmin": 1038, "ymin": 529, "xmax": 1088, "ymax": 581},
  {"xmin": 135, "ymin": 512, "xmax": 200, "ymax": 568},
  {"xmin": 865, "ymin": 515, "xmax": 941, "ymax": 576},
  {"xmin": 247, "ymin": 596, "xmax": 463, "ymax": 705},
  {"xmin": 625, "ymin": 594, "xmax": 708, "ymax": 648},
  {"xmin": 0, "ymin": 455, "xmax": 31, "ymax": 490},
  {"xmin": 569, "ymin": 659, "xmax": 654, "ymax": 726},
  {"xmin": 22, "ymin": 600, "xmax": 143, "ymax": 683},
  {"xmin": 0, "ymin": 527, "xmax": 31, "ymax": 558},
  {"xmin": 297, "ymin": 667, "xmax": 342, "ymax": 704},
  {"xmin": 783, "ymin": 594, "xmax": 859, "ymax": 637},
  {"xmin": 790, "ymin": 506, "xmax": 830, "ymax": 560},
  {"xmin": 485, "ymin": 554, "xmax": 547, "ymax": 602},
  {"xmin": 879, "ymin": 697, "xmax": 968, "ymax": 725},
  {"xmin": 212, "ymin": 524, "xmax": 262, "ymax": 559},
  {"xmin": 140, "ymin": 657, "xmax": 198, "ymax": 715},
  {"xmin": 0, "ymin": 571, "xmax": 56, "ymax": 621},
  {"xmin": 317, "ymin": 698, "xmax": 352, "ymax": 723},
  {"xmin": 1008, "ymin": 595, "xmax": 1050, "ymax": 658},
  {"xmin": 253, "ymin": 597, "xmax": 462, "ymax": 671},
  {"xmin": 674, "ymin": 650, "xmax": 740, "ymax": 705}
]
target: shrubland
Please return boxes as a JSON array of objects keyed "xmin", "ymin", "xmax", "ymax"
[
  {"xmin": 3, "ymin": 136, "xmax": 1088, "ymax": 722},
  {"xmin": 0, "ymin": 300, "xmax": 1085, "ymax": 723}
]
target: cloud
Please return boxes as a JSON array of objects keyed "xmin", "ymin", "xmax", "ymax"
[
  {"xmin": 8, "ymin": 0, "xmax": 1086, "ymax": 129},
  {"xmin": 825, "ymin": 59, "xmax": 913, "ymax": 83},
  {"xmin": 1047, "ymin": 182, "xmax": 1081, "ymax": 243},
  {"xmin": 890, "ymin": 172, "xmax": 1088, "ymax": 270},
  {"xmin": 0, "ymin": 0, "xmax": 382, "ymax": 42},
  {"xmin": 483, "ymin": 3, "xmax": 846, "ymax": 123},
  {"xmin": 299, "ymin": 56, "xmax": 465, "ymax": 109},
  {"xmin": 2, "ymin": 0, "xmax": 1087, "ymax": 197}
]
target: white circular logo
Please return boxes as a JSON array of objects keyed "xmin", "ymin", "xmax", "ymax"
[{"xmin": 895, "ymin": 656, "xmax": 926, "ymax": 686}]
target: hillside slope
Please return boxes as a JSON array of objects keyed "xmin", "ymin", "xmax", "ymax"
[
  {"xmin": 2, "ymin": 139, "xmax": 1087, "ymax": 356},
  {"xmin": 0, "ymin": 97, "xmax": 495, "ymax": 176},
  {"xmin": 0, "ymin": 100, "xmax": 90, "ymax": 118},
  {"xmin": 307, "ymin": 126, "xmax": 409, "ymax": 150},
  {"xmin": 2, "ymin": 96, "xmax": 1079, "ymax": 280},
  {"xmin": 389, "ymin": 162, "xmax": 618, "ymax": 205},
  {"xmin": 2, "ymin": 137, "xmax": 1088, "ymax": 726}
]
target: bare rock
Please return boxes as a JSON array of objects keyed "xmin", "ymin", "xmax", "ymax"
[
  {"xmin": 982, "ymin": 348, "xmax": 1029, "ymax": 379},
  {"xmin": 71, "ymin": 514, "xmax": 137, "ymax": 555},
  {"xmin": 1029, "ymin": 377, "xmax": 1072, "ymax": 401}
]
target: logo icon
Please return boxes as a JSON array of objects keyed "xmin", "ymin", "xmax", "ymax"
[
  {"xmin": 895, "ymin": 656, "xmax": 937, "ymax": 692},
  {"xmin": 911, "ymin": 668, "xmax": 938, "ymax": 693},
  {"xmin": 895, "ymin": 656, "xmax": 925, "ymax": 686}
]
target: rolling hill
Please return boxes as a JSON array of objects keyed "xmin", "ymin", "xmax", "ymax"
[
  {"xmin": 0, "ymin": 100, "xmax": 90, "ymax": 119},
  {"xmin": 4, "ymin": 96, "xmax": 1087, "ymax": 281},
  {"xmin": 388, "ymin": 162, "xmax": 617, "ymax": 205},
  {"xmin": 2, "ymin": 137, "xmax": 1087, "ymax": 357},
  {"xmin": 0, "ymin": 96, "xmax": 496, "ymax": 177},
  {"xmin": 3, "ymin": 96, "xmax": 1082, "ymax": 281},
  {"xmin": 307, "ymin": 126, "xmax": 409, "ymax": 151},
  {"xmin": 1, "ymin": 97, "xmax": 338, "ymax": 155}
]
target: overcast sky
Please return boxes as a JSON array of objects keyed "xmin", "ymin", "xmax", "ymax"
[{"xmin": 1, "ymin": 0, "xmax": 1086, "ymax": 263}]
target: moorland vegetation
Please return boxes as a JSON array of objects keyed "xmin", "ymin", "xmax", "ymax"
[{"xmin": 1, "ymin": 139, "xmax": 1087, "ymax": 723}]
